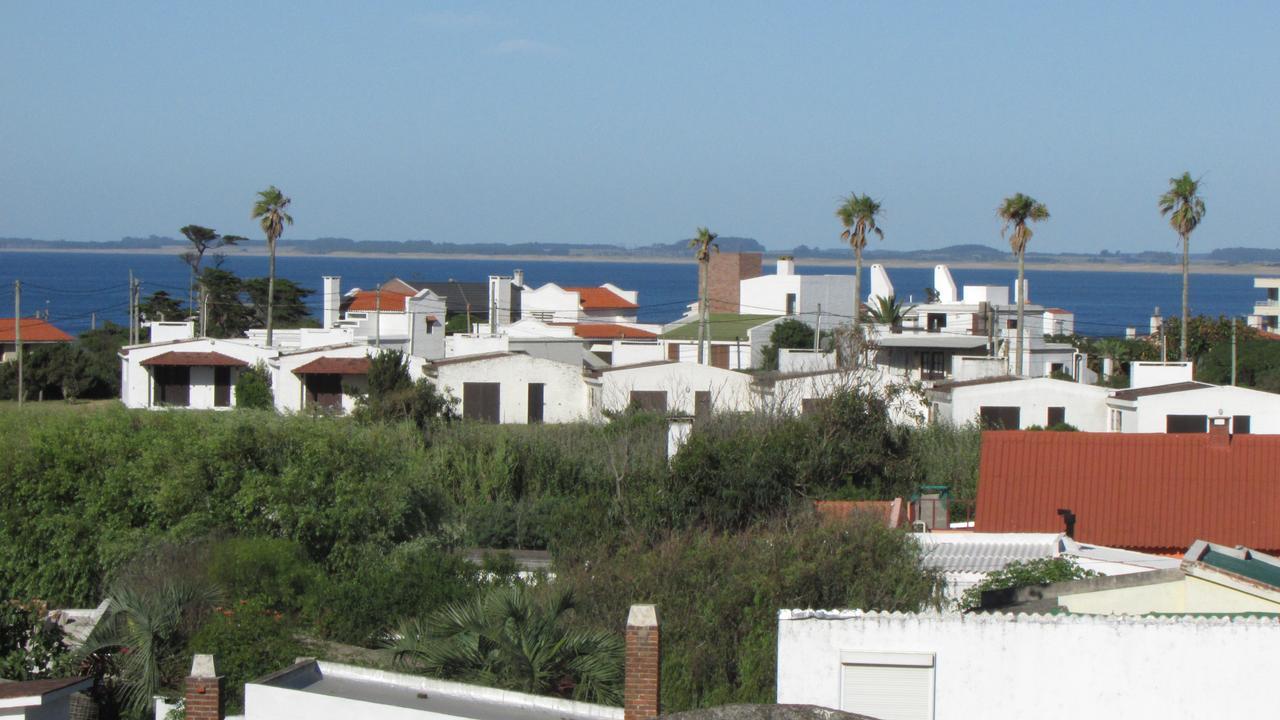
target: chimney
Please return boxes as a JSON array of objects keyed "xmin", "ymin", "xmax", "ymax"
[
  {"xmin": 322, "ymin": 276, "xmax": 341, "ymax": 329},
  {"xmin": 1209, "ymin": 416, "xmax": 1230, "ymax": 447},
  {"xmin": 513, "ymin": 268, "xmax": 525, "ymax": 288},
  {"xmin": 776, "ymin": 256, "xmax": 795, "ymax": 276},
  {"xmin": 184, "ymin": 654, "xmax": 224, "ymax": 720},
  {"xmin": 625, "ymin": 604, "xmax": 660, "ymax": 720}
]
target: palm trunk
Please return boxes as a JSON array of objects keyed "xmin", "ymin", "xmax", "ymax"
[
  {"xmin": 1180, "ymin": 232, "xmax": 1189, "ymax": 362},
  {"xmin": 1016, "ymin": 249, "xmax": 1025, "ymax": 376},
  {"xmin": 697, "ymin": 259, "xmax": 708, "ymax": 365},
  {"xmin": 852, "ymin": 245, "xmax": 862, "ymax": 369},
  {"xmin": 266, "ymin": 240, "xmax": 276, "ymax": 347}
]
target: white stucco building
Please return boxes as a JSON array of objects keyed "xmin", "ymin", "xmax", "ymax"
[
  {"xmin": 928, "ymin": 376, "xmax": 1111, "ymax": 430},
  {"xmin": 428, "ymin": 351, "xmax": 595, "ymax": 423},
  {"xmin": 1107, "ymin": 381, "xmax": 1280, "ymax": 434},
  {"xmin": 119, "ymin": 337, "xmax": 277, "ymax": 411},
  {"xmin": 597, "ymin": 360, "xmax": 755, "ymax": 416},
  {"xmin": 738, "ymin": 257, "xmax": 856, "ymax": 322}
]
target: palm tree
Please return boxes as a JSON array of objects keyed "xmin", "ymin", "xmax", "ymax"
[
  {"xmin": 386, "ymin": 585, "xmax": 623, "ymax": 705},
  {"xmin": 79, "ymin": 580, "xmax": 218, "ymax": 716},
  {"xmin": 1159, "ymin": 172, "xmax": 1206, "ymax": 362},
  {"xmin": 689, "ymin": 227, "xmax": 718, "ymax": 365},
  {"xmin": 867, "ymin": 294, "xmax": 916, "ymax": 331},
  {"xmin": 251, "ymin": 186, "xmax": 293, "ymax": 347},
  {"xmin": 836, "ymin": 193, "xmax": 884, "ymax": 363},
  {"xmin": 998, "ymin": 193, "xmax": 1049, "ymax": 375}
]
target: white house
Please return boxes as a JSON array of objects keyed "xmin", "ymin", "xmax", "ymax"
[
  {"xmin": 1107, "ymin": 381, "xmax": 1280, "ymax": 434},
  {"xmin": 738, "ymin": 257, "xmax": 856, "ymax": 322},
  {"xmin": 119, "ymin": 337, "xmax": 276, "ymax": 410},
  {"xmin": 754, "ymin": 367, "xmax": 927, "ymax": 426},
  {"xmin": 519, "ymin": 282, "xmax": 640, "ymax": 324},
  {"xmin": 1247, "ymin": 276, "xmax": 1280, "ymax": 331},
  {"xmin": 427, "ymin": 352, "xmax": 594, "ymax": 423},
  {"xmin": 776, "ymin": 609, "xmax": 1280, "ymax": 720},
  {"xmin": 597, "ymin": 360, "xmax": 755, "ymax": 416},
  {"xmin": 928, "ymin": 376, "xmax": 1111, "ymax": 430},
  {"xmin": 270, "ymin": 343, "xmax": 381, "ymax": 414}
]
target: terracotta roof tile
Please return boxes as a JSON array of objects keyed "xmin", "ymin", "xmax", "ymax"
[
  {"xmin": 140, "ymin": 351, "xmax": 249, "ymax": 367},
  {"xmin": 0, "ymin": 318, "xmax": 74, "ymax": 343},
  {"xmin": 975, "ymin": 431, "xmax": 1280, "ymax": 553},
  {"xmin": 292, "ymin": 356, "xmax": 372, "ymax": 375},
  {"xmin": 564, "ymin": 287, "xmax": 638, "ymax": 310},
  {"xmin": 342, "ymin": 290, "xmax": 412, "ymax": 313}
]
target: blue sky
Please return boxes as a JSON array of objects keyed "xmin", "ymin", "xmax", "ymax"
[{"xmin": 1, "ymin": 1, "xmax": 1276, "ymax": 252}]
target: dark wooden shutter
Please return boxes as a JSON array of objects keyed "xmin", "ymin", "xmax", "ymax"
[
  {"xmin": 1047, "ymin": 406, "xmax": 1066, "ymax": 427},
  {"xmin": 629, "ymin": 390, "xmax": 667, "ymax": 413},
  {"xmin": 710, "ymin": 345, "xmax": 730, "ymax": 369},
  {"xmin": 667, "ymin": 343, "xmax": 680, "ymax": 361},
  {"xmin": 464, "ymin": 382, "xmax": 501, "ymax": 423},
  {"xmin": 214, "ymin": 366, "xmax": 232, "ymax": 407},
  {"xmin": 979, "ymin": 406, "xmax": 1020, "ymax": 430},
  {"xmin": 156, "ymin": 365, "xmax": 190, "ymax": 407},
  {"xmin": 305, "ymin": 374, "xmax": 344, "ymax": 409},
  {"xmin": 527, "ymin": 383, "xmax": 545, "ymax": 424},
  {"xmin": 1233, "ymin": 415, "xmax": 1251, "ymax": 434},
  {"xmin": 1166, "ymin": 414, "xmax": 1208, "ymax": 434}
]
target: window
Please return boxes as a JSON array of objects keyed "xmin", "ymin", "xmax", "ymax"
[
  {"xmin": 1166, "ymin": 414, "xmax": 1208, "ymax": 433},
  {"xmin": 927, "ymin": 313, "xmax": 947, "ymax": 332},
  {"xmin": 527, "ymin": 383, "xmax": 544, "ymax": 424},
  {"xmin": 1049, "ymin": 363, "xmax": 1065, "ymax": 376},
  {"xmin": 710, "ymin": 345, "xmax": 730, "ymax": 369},
  {"xmin": 1047, "ymin": 406, "xmax": 1065, "ymax": 427},
  {"xmin": 840, "ymin": 651, "xmax": 934, "ymax": 720},
  {"xmin": 1006, "ymin": 318, "xmax": 1019, "ymax": 329},
  {"xmin": 463, "ymin": 382, "xmax": 501, "ymax": 423},
  {"xmin": 918, "ymin": 351, "xmax": 946, "ymax": 380},
  {"xmin": 979, "ymin": 406, "xmax": 1020, "ymax": 430},
  {"xmin": 694, "ymin": 390, "xmax": 711, "ymax": 419},
  {"xmin": 629, "ymin": 390, "xmax": 667, "ymax": 413},
  {"xmin": 214, "ymin": 366, "xmax": 232, "ymax": 408},
  {"xmin": 785, "ymin": 293, "xmax": 797, "ymax": 316},
  {"xmin": 1234, "ymin": 415, "xmax": 1251, "ymax": 434},
  {"xmin": 305, "ymin": 374, "xmax": 343, "ymax": 410},
  {"xmin": 153, "ymin": 365, "xmax": 190, "ymax": 407},
  {"xmin": 1109, "ymin": 408, "xmax": 1122, "ymax": 432}
]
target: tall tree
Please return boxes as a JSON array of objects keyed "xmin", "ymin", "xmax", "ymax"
[
  {"xmin": 689, "ymin": 227, "xmax": 718, "ymax": 365},
  {"xmin": 998, "ymin": 193, "xmax": 1050, "ymax": 375},
  {"xmin": 836, "ymin": 193, "xmax": 884, "ymax": 364},
  {"xmin": 180, "ymin": 225, "xmax": 247, "ymax": 314},
  {"xmin": 251, "ymin": 186, "xmax": 293, "ymax": 346},
  {"xmin": 1158, "ymin": 172, "xmax": 1206, "ymax": 361}
]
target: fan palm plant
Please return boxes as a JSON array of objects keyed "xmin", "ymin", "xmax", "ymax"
[
  {"xmin": 998, "ymin": 193, "xmax": 1050, "ymax": 375},
  {"xmin": 79, "ymin": 580, "xmax": 218, "ymax": 717},
  {"xmin": 1158, "ymin": 172, "xmax": 1206, "ymax": 362},
  {"xmin": 387, "ymin": 585, "xmax": 623, "ymax": 705},
  {"xmin": 689, "ymin": 227, "xmax": 718, "ymax": 365},
  {"xmin": 867, "ymin": 294, "xmax": 916, "ymax": 331},
  {"xmin": 836, "ymin": 193, "xmax": 884, "ymax": 360},
  {"xmin": 251, "ymin": 186, "xmax": 293, "ymax": 347}
]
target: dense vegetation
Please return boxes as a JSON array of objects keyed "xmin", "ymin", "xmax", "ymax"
[{"xmin": 0, "ymin": 393, "xmax": 973, "ymax": 717}]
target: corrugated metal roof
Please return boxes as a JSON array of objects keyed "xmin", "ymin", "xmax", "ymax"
[
  {"xmin": 975, "ymin": 431, "xmax": 1280, "ymax": 552},
  {"xmin": 1110, "ymin": 381, "xmax": 1211, "ymax": 401},
  {"xmin": 915, "ymin": 533, "xmax": 1062, "ymax": 573}
]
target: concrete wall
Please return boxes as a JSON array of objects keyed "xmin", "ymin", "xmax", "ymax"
[
  {"xmin": 434, "ymin": 354, "xmax": 589, "ymax": 423},
  {"xmin": 941, "ymin": 378, "xmax": 1109, "ymax": 430},
  {"xmin": 778, "ymin": 349, "xmax": 836, "ymax": 373},
  {"xmin": 600, "ymin": 362, "xmax": 754, "ymax": 415},
  {"xmin": 740, "ymin": 274, "xmax": 855, "ymax": 321},
  {"xmin": 1059, "ymin": 574, "xmax": 1280, "ymax": 615},
  {"xmin": 520, "ymin": 283, "xmax": 582, "ymax": 323},
  {"xmin": 777, "ymin": 609, "xmax": 1280, "ymax": 720},
  {"xmin": 610, "ymin": 341, "xmax": 665, "ymax": 366},
  {"xmin": 1129, "ymin": 361, "xmax": 1194, "ymax": 389},
  {"xmin": 1125, "ymin": 385, "xmax": 1280, "ymax": 433}
]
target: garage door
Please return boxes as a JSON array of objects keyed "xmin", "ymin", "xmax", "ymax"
[{"xmin": 840, "ymin": 653, "xmax": 934, "ymax": 720}]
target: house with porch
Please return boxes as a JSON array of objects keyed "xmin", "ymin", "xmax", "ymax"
[{"xmin": 119, "ymin": 337, "xmax": 275, "ymax": 410}]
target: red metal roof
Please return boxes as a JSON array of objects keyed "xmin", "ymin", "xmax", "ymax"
[
  {"xmin": 343, "ymin": 290, "xmax": 412, "ymax": 312},
  {"xmin": 140, "ymin": 351, "xmax": 249, "ymax": 367},
  {"xmin": 976, "ymin": 431, "xmax": 1280, "ymax": 553},
  {"xmin": 572, "ymin": 323, "xmax": 657, "ymax": 340},
  {"xmin": 0, "ymin": 318, "xmax": 74, "ymax": 343},
  {"xmin": 565, "ymin": 287, "xmax": 638, "ymax": 310},
  {"xmin": 292, "ymin": 356, "xmax": 372, "ymax": 375}
]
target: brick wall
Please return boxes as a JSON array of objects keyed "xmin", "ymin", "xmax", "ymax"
[
  {"xmin": 706, "ymin": 252, "xmax": 763, "ymax": 313},
  {"xmin": 184, "ymin": 655, "xmax": 224, "ymax": 720},
  {"xmin": 624, "ymin": 604, "xmax": 660, "ymax": 720}
]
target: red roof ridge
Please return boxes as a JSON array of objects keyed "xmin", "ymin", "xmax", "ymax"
[
  {"xmin": 563, "ymin": 286, "xmax": 638, "ymax": 310},
  {"xmin": 0, "ymin": 317, "xmax": 74, "ymax": 343}
]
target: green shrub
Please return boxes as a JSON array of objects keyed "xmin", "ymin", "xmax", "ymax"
[
  {"xmin": 189, "ymin": 598, "xmax": 304, "ymax": 713},
  {"xmin": 1, "ymin": 599, "xmax": 72, "ymax": 680},
  {"xmin": 207, "ymin": 537, "xmax": 319, "ymax": 612},
  {"xmin": 307, "ymin": 542, "xmax": 479, "ymax": 646},
  {"xmin": 960, "ymin": 557, "xmax": 1097, "ymax": 609},
  {"xmin": 234, "ymin": 363, "xmax": 273, "ymax": 409}
]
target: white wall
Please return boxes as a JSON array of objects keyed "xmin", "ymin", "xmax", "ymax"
[
  {"xmin": 445, "ymin": 334, "xmax": 509, "ymax": 357},
  {"xmin": 600, "ymin": 362, "xmax": 754, "ymax": 415},
  {"xmin": 778, "ymin": 349, "xmax": 836, "ymax": 373},
  {"xmin": 739, "ymin": 274, "xmax": 855, "ymax": 320},
  {"xmin": 940, "ymin": 377, "xmax": 1109, "ymax": 430},
  {"xmin": 611, "ymin": 341, "xmax": 666, "ymax": 366},
  {"xmin": 272, "ymin": 345, "xmax": 380, "ymax": 414},
  {"xmin": 1124, "ymin": 385, "xmax": 1280, "ymax": 433},
  {"xmin": 434, "ymin": 354, "xmax": 590, "ymax": 423},
  {"xmin": 1129, "ymin": 361, "xmax": 1194, "ymax": 388},
  {"xmin": 777, "ymin": 610, "xmax": 1280, "ymax": 720},
  {"xmin": 520, "ymin": 283, "xmax": 583, "ymax": 323}
]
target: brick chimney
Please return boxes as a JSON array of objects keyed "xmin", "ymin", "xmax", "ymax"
[
  {"xmin": 624, "ymin": 604, "xmax": 660, "ymax": 720},
  {"xmin": 1209, "ymin": 416, "xmax": 1230, "ymax": 447},
  {"xmin": 707, "ymin": 252, "xmax": 763, "ymax": 313},
  {"xmin": 184, "ymin": 654, "xmax": 224, "ymax": 720}
]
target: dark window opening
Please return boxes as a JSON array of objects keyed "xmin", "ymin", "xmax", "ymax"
[
  {"xmin": 918, "ymin": 351, "xmax": 947, "ymax": 380},
  {"xmin": 1047, "ymin": 406, "xmax": 1066, "ymax": 427},
  {"xmin": 464, "ymin": 382, "xmax": 501, "ymax": 423},
  {"xmin": 527, "ymin": 383, "xmax": 545, "ymax": 424},
  {"xmin": 1166, "ymin": 414, "xmax": 1208, "ymax": 434},
  {"xmin": 980, "ymin": 406, "xmax": 1021, "ymax": 430},
  {"xmin": 214, "ymin": 366, "xmax": 232, "ymax": 407},
  {"xmin": 154, "ymin": 365, "xmax": 190, "ymax": 407},
  {"xmin": 305, "ymin": 373, "xmax": 343, "ymax": 409},
  {"xmin": 785, "ymin": 293, "xmax": 797, "ymax": 316},
  {"xmin": 1006, "ymin": 318, "xmax": 1019, "ymax": 329},
  {"xmin": 629, "ymin": 390, "xmax": 667, "ymax": 413},
  {"xmin": 927, "ymin": 313, "xmax": 947, "ymax": 332},
  {"xmin": 1233, "ymin": 415, "xmax": 1251, "ymax": 434}
]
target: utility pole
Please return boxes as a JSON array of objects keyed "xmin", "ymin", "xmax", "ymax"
[
  {"xmin": 374, "ymin": 285, "xmax": 382, "ymax": 348},
  {"xmin": 91, "ymin": 312, "xmax": 96, "ymax": 330},
  {"xmin": 1155, "ymin": 306, "xmax": 1166, "ymax": 363},
  {"xmin": 14, "ymin": 280, "xmax": 22, "ymax": 405},
  {"xmin": 813, "ymin": 304, "xmax": 822, "ymax": 352},
  {"xmin": 1231, "ymin": 318, "xmax": 1238, "ymax": 386},
  {"xmin": 200, "ymin": 288, "xmax": 209, "ymax": 337},
  {"xmin": 127, "ymin": 270, "xmax": 134, "ymax": 345}
]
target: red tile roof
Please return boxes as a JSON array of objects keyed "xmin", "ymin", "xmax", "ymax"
[
  {"xmin": 343, "ymin": 290, "xmax": 412, "ymax": 312},
  {"xmin": 565, "ymin": 287, "xmax": 638, "ymax": 310},
  {"xmin": 975, "ymin": 431, "xmax": 1280, "ymax": 553},
  {"xmin": 0, "ymin": 318, "xmax": 74, "ymax": 343},
  {"xmin": 292, "ymin": 356, "xmax": 372, "ymax": 375},
  {"xmin": 572, "ymin": 323, "xmax": 657, "ymax": 340},
  {"xmin": 140, "ymin": 351, "xmax": 249, "ymax": 367}
]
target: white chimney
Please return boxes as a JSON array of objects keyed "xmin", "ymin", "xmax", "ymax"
[
  {"xmin": 513, "ymin": 269, "xmax": 525, "ymax": 288},
  {"xmin": 868, "ymin": 264, "xmax": 895, "ymax": 304},
  {"xmin": 933, "ymin": 265, "xmax": 958, "ymax": 303},
  {"xmin": 322, "ymin": 276, "xmax": 341, "ymax": 329},
  {"xmin": 776, "ymin": 256, "xmax": 795, "ymax": 276}
]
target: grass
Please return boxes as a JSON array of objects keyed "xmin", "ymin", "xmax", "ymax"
[{"xmin": 0, "ymin": 399, "xmax": 122, "ymax": 414}]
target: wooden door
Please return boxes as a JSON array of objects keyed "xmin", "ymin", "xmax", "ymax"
[{"xmin": 464, "ymin": 382, "xmax": 501, "ymax": 422}]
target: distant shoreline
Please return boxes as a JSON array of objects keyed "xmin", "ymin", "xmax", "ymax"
[{"xmin": 1, "ymin": 246, "xmax": 1276, "ymax": 277}]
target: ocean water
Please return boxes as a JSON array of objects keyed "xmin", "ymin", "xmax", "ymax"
[{"xmin": 0, "ymin": 250, "xmax": 1264, "ymax": 337}]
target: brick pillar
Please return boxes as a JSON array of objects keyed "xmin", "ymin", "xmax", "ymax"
[
  {"xmin": 625, "ymin": 604, "xmax": 660, "ymax": 720},
  {"xmin": 184, "ymin": 654, "xmax": 224, "ymax": 720}
]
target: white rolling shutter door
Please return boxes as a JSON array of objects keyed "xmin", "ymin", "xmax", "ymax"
[{"xmin": 840, "ymin": 659, "xmax": 933, "ymax": 720}]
